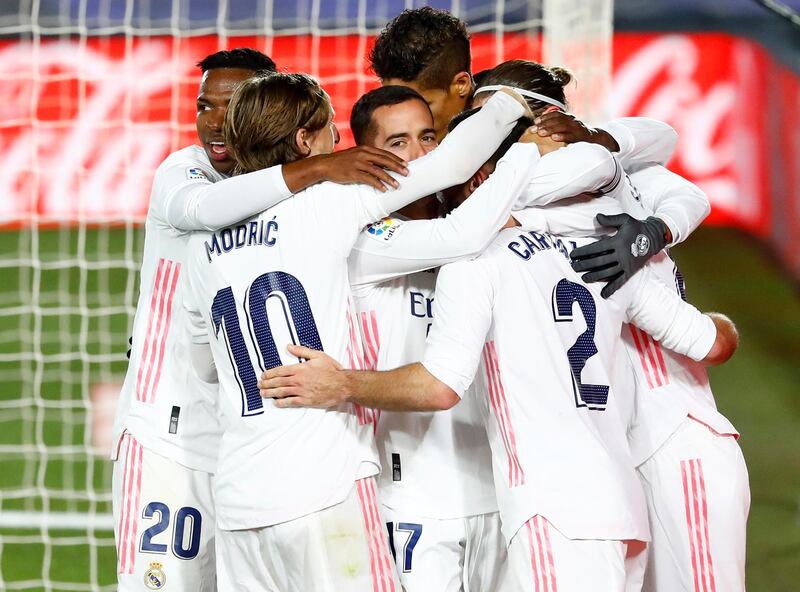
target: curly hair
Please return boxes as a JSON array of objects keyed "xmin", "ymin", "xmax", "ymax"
[{"xmin": 369, "ymin": 7, "xmax": 471, "ymax": 90}]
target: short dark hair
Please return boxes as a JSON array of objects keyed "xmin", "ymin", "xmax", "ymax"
[
  {"xmin": 475, "ymin": 60, "xmax": 572, "ymax": 115},
  {"xmin": 448, "ymin": 107, "xmax": 532, "ymax": 165},
  {"xmin": 369, "ymin": 7, "xmax": 471, "ymax": 90},
  {"xmin": 197, "ymin": 48, "xmax": 277, "ymax": 73},
  {"xmin": 350, "ymin": 86, "xmax": 431, "ymax": 146}
]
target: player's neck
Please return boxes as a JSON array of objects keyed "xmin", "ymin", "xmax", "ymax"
[{"xmin": 396, "ymin": 195, "xmax": 440, "ymax": 221}]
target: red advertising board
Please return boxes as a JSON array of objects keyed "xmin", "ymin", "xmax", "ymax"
[{"xmin": 0, "ymin": 32, "xmax": 795, "ymax": 243}]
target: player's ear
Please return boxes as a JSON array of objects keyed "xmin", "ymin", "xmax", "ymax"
[
  {"xmin": 467, "ymin": 167, "xmax": 488, "ymax": 194},
  {"xmin": 541, "ymin": 105, "xmax": 562, "ymax": 116},
  {"xmin": 450, "ymin": 71, "xmax": 473, "ymax": 100},
  {"xmin": 295, "ymin": 128, "xmax": 311, "ymax": 156}
]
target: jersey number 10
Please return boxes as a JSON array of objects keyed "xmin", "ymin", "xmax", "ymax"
[{"xmin": 211, "ymin": 271, "xmax": 323, "ymax": 416}]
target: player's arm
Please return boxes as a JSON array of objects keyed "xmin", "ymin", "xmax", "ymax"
[
  {"xmin": 349, "ymin": 142, "xmax": 540, "ymax": 286},
  {"xmin": 160, "ymin": 149, "xmax": 409, "ymax": 232},
  {"xmin": 259, "ymin": 351, "xmax": 458, "ymax": 412},
  {"xmin": 259, "ymin": 261, "xmax": 494, "ymax": 411},
  {"xmin": 533, "ymin": 112, "xmax": 678, "ymax": 168},
  {"xmin": 628, "ymin": 164, "xmax": 710, "ymax": 246},
  {"xmin": 182, "ymin": 259, "xmax": 218, "ymax": 383},
  {"xmin": 358, "ymin": 90, "xmax": 529, "ymax": 222},
  {"xmin": 623, "ymin": 268, "xmax": 739, "ymax": 366},
  {"xmin": 570, "ymin": 165, "xmax": 710, "ymax": 297},
  {"xmin": 514, "ymin": 142, "xmax": 622, "ymax": 209},
  {"xmin": 703, "ymin": 313, "xmax": 739, "ymax": 365}
]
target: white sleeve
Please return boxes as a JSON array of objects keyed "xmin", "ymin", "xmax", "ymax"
[
  {"xmin": 622, "ymin": 266, "xmax": 716, "ymax": 361},
  {"xmin": 161, "ymin": 164, "xmax": 292, "ymax": 232},
  {"xmin": 512, "ymin": 195, "xmax": 624, "ymax": 237},
  {"xmin": 182, "ymin": 265, "xmax": 217, "ymax": 383},
  {"xmin": 422, "ymin": 261, "xmax": 494, "ymax": 396},
  {"xmin": 601, "ymin": 117, "xmax": 678, "ymax": 169},
  {"xmin": 514, "ymin": 143, "xmax": 621, "ymax": 209},
  {"xmin": 354, "ymin": 91, "xmax": 526, "ymax": 222},
  {"xmin": 348, "ymin": 143, "xmax": 540, "ymax": 286},
  {"xmin": 628, "ymin": 164, "xmax": 710, "ymax": 246}
]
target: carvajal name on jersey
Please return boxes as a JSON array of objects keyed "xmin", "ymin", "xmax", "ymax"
[
  {"xmin": 205, "ymin": 217, "xmax": 278, "ymax": 262},
  {"xmin": 507, "ymin": 230, "xmax": 576, "ymax": 262}
]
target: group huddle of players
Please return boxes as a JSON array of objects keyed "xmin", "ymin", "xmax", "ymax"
[{"xmin": 111, "ymin": 7, "xmax": 750, "ymax": 592}]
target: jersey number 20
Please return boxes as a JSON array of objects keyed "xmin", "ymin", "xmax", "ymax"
[
  {"xmin": 212, "ymin": 271, "xmax": 323, "ymax": 416},
  {"xmin": 552, "ymin": 278, "xmax": 609, "ymax": 411}
]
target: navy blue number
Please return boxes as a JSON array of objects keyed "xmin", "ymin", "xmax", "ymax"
[
  {"xmin": 552, "ymin": 278, "xmax": 609, "ymax": 410},
  {"xmin": 212, "ymin": 271, "xmax": 322, "ymax": 417},
  {"xmin": 140, "ymin": 503, "xmax": 202, "ymax": 560},
  {"xmin": 396, "ymin": 522, "xmax": 423, "ymax": 572},
  {"xmin": 386, "ymin": 522, "xmax": 397, "ymax": 562},
  {"xmin": 172, "ymin": 506, "xmax": 202, "ymax": 560},
  {"xmin": 140, "ymin": 502, "xmax": 170, "ymax": 554},
  {"xmin": 212, "ymin": 286, "xmax": 261, "ymax": 416}
]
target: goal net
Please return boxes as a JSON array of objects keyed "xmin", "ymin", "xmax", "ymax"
[{"xmin": 0, "ymin": 1, "xmax": 612, "ymax": 589}]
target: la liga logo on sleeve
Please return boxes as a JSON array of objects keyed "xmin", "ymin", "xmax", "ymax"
[
  {"xmin": 366, "ymin": 217, "xmax": 403, "ymax": 242},
  {"xmin": 186, "ymin": 167, "xmax": 208, "ymax": 180}
]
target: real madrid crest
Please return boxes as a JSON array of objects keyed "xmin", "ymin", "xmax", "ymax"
[
  {"xmin": 144, "ymin": 561, "xmax": 166, "ymax": 589},
  {"xmin": 631, "ymin": 234, "xmax": 650, "ymax": 257}
]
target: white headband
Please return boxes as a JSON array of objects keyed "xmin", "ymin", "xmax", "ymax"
[{"xmin": 474, "ymin": 85, "xmax": 566, "ymax": 111}]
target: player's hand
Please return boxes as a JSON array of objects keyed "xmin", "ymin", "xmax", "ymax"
[
  {"xmin": 318, "ymin": 146, "xmax": 409, "ymax": 192},
  {"xmin": 258, "ymin": 345, "xmax": 349, "ymax": 409},
  {"xmin": 570, "ymin": 213, "xmax": 669, "ymax": 298},
  {"xmin": 497, "ymin": 86, "xmax": 535, "ymax": 120},
  {"xmin": 532, "ymin": 111, "xmax": 619, "ymax": 152},
  {"xmin": 519, "ymin": 126, "xmax": 565, "ymax": 155}
]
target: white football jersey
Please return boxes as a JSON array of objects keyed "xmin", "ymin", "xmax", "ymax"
[
  {"xmin": 347, "ymin": 144, "xmax": 542, "ymax": 520},
  {"xmin": 622, "ymin": 253, "xmax": 738, "ymax": 465},
  {"xmin": 184, "ymin": 188, "xmax": 387, "ymax": 531},
  {"xmin": 513, "ymin": 164, "xmax": 736, "ymax": 465},
  {"xmin": 346, "ymin": 141, "xmax": 630, "ymax": 520},
  {"xmin": 422, "ymin": 228, "xmax": 717, "ymax": 545},
  {"xmin": 112, "ymin": 145, "xmax": 291, "ymax": 473},
  {"xmin": 114, "ymin": 89, "xmax": 524, "ymax": 476},
  {"xmin": 182, "ymin": 90, "xmax": 529, "ymax": 530},
  {"xmin": 352, "ymin": 268, "xmax": 498, "ymax": 519}
]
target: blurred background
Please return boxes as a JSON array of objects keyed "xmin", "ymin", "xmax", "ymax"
[{"xmin": 0, "ymin": 1, "xmax": 798, "ymax": 590}]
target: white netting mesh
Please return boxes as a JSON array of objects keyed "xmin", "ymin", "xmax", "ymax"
[{"xmin": 0, "ymin": 1, "xmax": 611, "ymax": 589}]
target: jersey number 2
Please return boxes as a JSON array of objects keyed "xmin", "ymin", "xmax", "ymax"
[
  {"xmin": 552, "ymin": 278, "xmax": 609, "ymax": 410},
  {"xmin": 212, "ymin": 271, "xmax": 323, "ymax": 416}
]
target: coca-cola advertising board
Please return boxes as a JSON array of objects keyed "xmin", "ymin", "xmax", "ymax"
[{"xmin": 1, "ymin": 32, "xmax": 796, "ymax": 251}]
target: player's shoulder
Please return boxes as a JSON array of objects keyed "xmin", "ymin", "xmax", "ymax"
[
  {"xmin": 155, "ymin": 145, "xmax": 223, "ymax": 184},
  {"xmin": 437, "ymin": 252, "xmax": 492, "ymax": 286},
  {"xmin": 185, "ymin": 226, "xmax": 216, "ymax": 265},
  {"xmin": 491, "ymin": 226, "xmax": 577, "ymax": 262}
]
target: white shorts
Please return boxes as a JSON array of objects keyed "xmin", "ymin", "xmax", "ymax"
[
  {"xmin": 501, "ymin": 515, "xmax": 646, "ymax": 592},
  {"xmin": 216, "ymin": 477, "xmax": 399, "ymax": 591},
  {"xmin": 112, "ymin": 432, "xmax": 216, "ymax": 591},
  {"xmin": 638, "ymin": 416, "xmax": 750, "ymax": 592},
  {"xmin": 382, "ymin": 508, "xmax": 506, "ymax": 592}
]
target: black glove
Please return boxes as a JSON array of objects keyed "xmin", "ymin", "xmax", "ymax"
[
  {"xmin": 570, "ymin": 213, "xmax": 668, "ymax": 298},
  {"xmin": 126, "ymin": 336, "xmax": 132, "ymax": 360}
]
